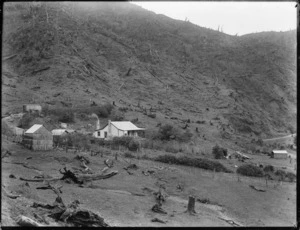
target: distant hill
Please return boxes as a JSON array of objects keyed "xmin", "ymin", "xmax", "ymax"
[{"xmin": 2, "ymin": 2, "xmax": 296, "ymax": 151}]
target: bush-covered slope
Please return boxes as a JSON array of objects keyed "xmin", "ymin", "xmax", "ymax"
[{"xmin": 2, "ymin": 2, "xmax": 296, "ymax": 150}]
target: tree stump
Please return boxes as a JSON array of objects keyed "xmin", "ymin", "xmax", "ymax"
[{"xmin": 185, "ymin": 196, "xmax": 196, "ymax": 215}]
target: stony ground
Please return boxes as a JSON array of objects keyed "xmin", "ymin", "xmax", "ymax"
[{"xmin": 1, "ymin": 140, "xmax": 296, "ymax": 227}]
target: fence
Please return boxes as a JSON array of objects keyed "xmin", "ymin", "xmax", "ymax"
[{"xmin": 2, "ymin": 134, "xmax": 23, "ymax": 143}]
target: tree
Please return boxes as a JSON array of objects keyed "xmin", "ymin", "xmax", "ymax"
[{"xmin": 212, "ymin": 145, "xmax": 227, "ymax": 159}]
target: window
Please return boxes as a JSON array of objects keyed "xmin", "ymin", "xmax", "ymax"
[
  {"xmin": 98, "ymin": 131, "xmax": 100, "ymax": 136},
  {"xmin": 104, "ymin": 132, "xmax": 107, "ymax": 138}
]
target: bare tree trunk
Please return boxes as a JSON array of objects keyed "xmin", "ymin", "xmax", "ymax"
[{"xmin": 185, "ymin": 196, "xmax": 196, "ymax": 214}]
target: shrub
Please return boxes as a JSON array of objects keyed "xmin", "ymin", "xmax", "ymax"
[
  {"xmin": 263, "ymin": 165, "xmax": 274, "ymax": 173},
  {"xmin": 158, "ymin": 124, "xmax": 176, "ymax": 141},
  {"xmin": 212, "ymin": 145, "xmax": 227, "ymax": 159},
  {"xmin": 275, "ymin": 169, "xmax": 286, "ymax": 179},
  {"xmin": 285, "ymin": 172, "xmax": 296, "ymax": 182},
  {"xmin": 18, "ymin": 113, "xmax": 39, "ymax": 129},
  {"xmin": 128, "ymin": 139, "xmax": 139, "ymax": 151},
  {"xmin": 124, "ymin": 151, "xmax": 135, "ymax": 158},
  {"xmin": 59, "ymin": 111, "xmax": 75, "ymax": 123},
  {"xmin": 154, "ymin": 155, "xmax": 232, "ymax": 173},
  {"xmin": 112, "ymin": 136, "xmax": 133, "ymax": 148},
  {"xmin": 237, "ymin": 164, "xmax": 264, "ymax": 177},
  {"xmin": 110, "ymin": 109, "xmax": 124, "ymax": 121}
]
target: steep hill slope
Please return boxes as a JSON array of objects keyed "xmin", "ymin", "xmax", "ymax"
[{"xmin": 2, "ymin": 2, "xmax": 296, "ymax": 151}]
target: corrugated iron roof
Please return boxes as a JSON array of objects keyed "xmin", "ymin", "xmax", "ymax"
[
  {"xmin": 52, "ymin": 129, "xmax": 67, "ymax": 135},
  {"xmin": 111, "ymin": 121, "xmax": 145, "ymax": 131},
  {"xmin": 272, "ymin": 150, "xmax": 288, "ymax": 154},
  {"xmin": 25, "ymin": 124, "xmax": 43, "ymax": 134},
  {"xmin": 96, "ymin": 121, "xmax": 145, "ymax": 131}
]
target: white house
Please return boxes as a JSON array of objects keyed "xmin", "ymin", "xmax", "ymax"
[{"xmin": 93, "ymin": 120, "xmax": 145, "ymax": 139}]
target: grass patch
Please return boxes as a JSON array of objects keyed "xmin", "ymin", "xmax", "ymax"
[{"xmin": 154, "ymin": 154, "xmax": 233, "ymax": 173}]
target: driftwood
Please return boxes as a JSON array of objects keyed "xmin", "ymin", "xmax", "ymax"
[{"xmin": 16, "ymin": 215, "xmax": 44, "ymax": 227}]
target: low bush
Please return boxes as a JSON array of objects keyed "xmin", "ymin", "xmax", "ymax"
[
  {"xmin": 285, "ymin": 172, "xmax": 296, "ymax": 182},
  {"xmin": 18, "ymin": 113, "xmax": 39, "ymax": 129},
  {"xmin": 263, "ymin": 165, "xmax": 274, "ymax": 173},
  {"xmin": 275, "ymin": 169, "xmax": 286, "ymax": 179},
  {"xmin": 212, "ymin": 145, "xmax": 228, "ymax": 159},
  {"xmin": 237, "ymin": 164, "xmax": 264, "ymax": 177},
  {"xmin": 124, "ymin": 151, "xmax": 135, "ymax": 158},
  {"xmin": 154, "ymin": 155, "xmax": 232, "ymax": 173},
  {"xmin": 128, "ymin": 139, "xmax": 139, "ymax": 151}
]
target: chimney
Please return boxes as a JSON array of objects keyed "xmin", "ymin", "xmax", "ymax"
[
  {"xmin": 96, "ymin": 119, "xmax": 100, "ymax": 130},
  {"xmin": 108, "ymin": 120, "xmax": 111, "ymax": 137}
]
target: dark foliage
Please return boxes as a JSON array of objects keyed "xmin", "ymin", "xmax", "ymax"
[
  {"xmin": 212, "ymin": 145, "xmax": 228, "ymax": 159},
  {"xmin": 237, "ymin": 164, "xmax": 264, "ymax": 177},
  {"xmin": 154, "ymin": 155, "xmax": 232, "ymax": 173},
  {"xmin": 263, "ymin": 165, "xmax": 274, "ymax": 173}
]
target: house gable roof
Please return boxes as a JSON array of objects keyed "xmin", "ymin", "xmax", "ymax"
[
  {"xmin": 272, "ymin": 150, "xmax": 288, "ymax": 154},
  {"xmin": 25, "ymin": 124, "xmax": 43, "ymax": 134},
  {"xmin": 95, "ymin": 121, "xmax": 145, "ymax": 131}
]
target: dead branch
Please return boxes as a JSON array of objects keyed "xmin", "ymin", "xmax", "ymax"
[
  {"xmin": 104, "ymin": 159, "xmax": 114, "ymax": 168},
  {"xmin": 3, "ymin": 54, "xmax": 17, "ymax": 61},
  {"xmin": 151, "ymin": 204, "xmax": 167, "ymax": 214},
  {"xmin": 151, "ymin": 218, "xmax": 166, "ymax": 224}
]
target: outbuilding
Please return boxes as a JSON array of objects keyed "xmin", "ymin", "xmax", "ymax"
[
  {"xmin": 271, "ymin": 150, "xmax": 288, "ymax": 159},
  {"xmin": 93, "ymin": 120, "xmax": 145, "ymax": 139},
  {"xmin": 23, "ymin": 104, "xmax": 42, "ymax": 114},
  {"xmin": 22, "ymin": 124, "xmax": 53, "ymax": 150}
]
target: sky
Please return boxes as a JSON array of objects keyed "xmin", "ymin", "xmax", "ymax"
[{"xmin": 132, "ymin": 1, "xmax": 297, "ymax": 36}]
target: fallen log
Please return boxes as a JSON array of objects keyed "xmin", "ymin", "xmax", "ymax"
[
  {"xmin": 31, "ymin": 66, "xmax": 50, "ymax": 75},
  {"xmin": 3, "ymin": 54, "xmax": 17, "ymax": 61},
  {"xmin": 59, "ymin": 167, "xmax": 118, "ymax": 184},
  {"xmin": 20, "ymin": 177, "xmax": 60, "ymax": 182},
  {"xmin": 249, "ymin": 185, "xmax": 266, "ymax": 192},
  {"xmin": 218, "ymin": 217, "xmax": 240, "ymax": 226},
  {"xmin": 16, "ymin": 215, "xmax": 45, "ymax": 227},
  {"xmin": 151, "ymin": 218, "xmax": 166, "ymax": 224}
]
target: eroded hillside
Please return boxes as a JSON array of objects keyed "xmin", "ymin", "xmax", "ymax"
[{"xmin": 2, "ymin": 2, "xmax": 296, "ymax": 150}]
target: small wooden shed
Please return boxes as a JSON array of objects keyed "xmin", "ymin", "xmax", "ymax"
[
  {"xmin": 23, "ymin": 124, "xmax": 53, "ymax": 150},
  {"xmin": 271, "ymin": 150, "xmax": 288, "ymax": 159}
]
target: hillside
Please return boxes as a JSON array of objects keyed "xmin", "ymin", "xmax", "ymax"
[{"xmin": 2, "ymin": 2, "xmax": 296, "ymax": 151}]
